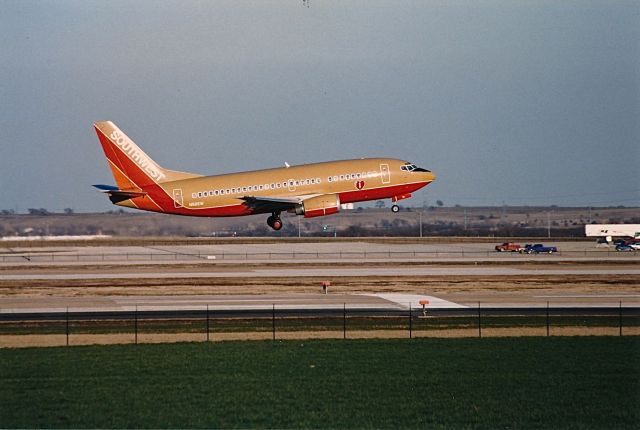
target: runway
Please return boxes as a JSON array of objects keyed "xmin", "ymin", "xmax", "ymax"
[
  {"xmin": 0, "ymin": 293, "xmax": 466, "ymax": 314},
  {"xmin": 1, "ymin": 241, "xmax": 638, "ymax": 314},
  {"xmin": 1, "ymin": 290, "xmax": 638, "ymax": 316},
  {"xmin": 2, "ymin": 240, "xmax": 638, "ymax": 265}
]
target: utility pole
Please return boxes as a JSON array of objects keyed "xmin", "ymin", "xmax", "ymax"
[
  {"xmin": 547, "ymin": 211, "xmax": 551, "ymax": 238},
  {"xmin": 419, "ymin": 210, "xmax": 423, "ymax": 238},
  {"xmin": 464, "ymin": 208, "xmax": 468, "ymax": 231}
]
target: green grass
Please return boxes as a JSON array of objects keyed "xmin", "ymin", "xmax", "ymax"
[{"xmin": 1, "ymin": 337, "xmax": 638, "ymax": 429}]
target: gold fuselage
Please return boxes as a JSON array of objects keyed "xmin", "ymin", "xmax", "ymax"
[{"xmin": 136, "ymin": 158, "xmax": 434, "ymax": 216}]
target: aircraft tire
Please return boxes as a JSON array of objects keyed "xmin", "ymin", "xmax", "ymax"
[
  {"xmin": 267, "ymin": 215, "xmax": 283, "ymax": 231},
  {"xmin": 391, "ymin": 204, "xmax": 400, "ymax": 213}
]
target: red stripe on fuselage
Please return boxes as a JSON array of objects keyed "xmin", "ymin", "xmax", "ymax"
[{"xmin": 338, "ymin": 181, "xmax": 431, "ymax": 204}]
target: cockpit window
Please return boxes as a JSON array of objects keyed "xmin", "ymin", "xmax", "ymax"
[{"xmin": 401, "ymin": 162, "xmax": 431, "ymax": 173}]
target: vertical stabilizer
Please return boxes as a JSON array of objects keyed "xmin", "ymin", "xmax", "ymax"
[{"xmin": 94, "ymin": 121, "xmax": 199, "ymax": 190}]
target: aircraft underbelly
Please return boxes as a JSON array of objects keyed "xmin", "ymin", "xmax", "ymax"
[{"xmin": 339, "ymin": 182, "xmax": 429, "ymax": 204}]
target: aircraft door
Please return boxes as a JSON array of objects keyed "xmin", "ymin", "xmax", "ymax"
[
  {"xmin": 288, "ymin": 179, "xmax": 296, "ymax": 192},
  {"xmin": 380, "ymin": 164, "xmax": 391, "ymax": 184},
  {"xmin": 172, "ymin": 189, "xmax": 184, "ymax": 208}
]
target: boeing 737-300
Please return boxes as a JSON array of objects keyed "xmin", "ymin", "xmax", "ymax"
[{"xmin": 93, "ymin": 121, "xmax": 436, "ymax": 230}]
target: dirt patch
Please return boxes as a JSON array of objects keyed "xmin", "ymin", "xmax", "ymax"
[
  {"xmin": 1, "ymin": 274, "xmax": 638, "ymax": 298},
  {"xmin": 2, "ymin": 327, "xmax": 638, "ymax": 348}
]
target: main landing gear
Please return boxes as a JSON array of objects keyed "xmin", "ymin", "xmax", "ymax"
[
  {"xmin": 267, "ymin": 212, "xmax": 283, "ymax": 231},
  {"xmin": 391, "ymin": 205, "xmax": 400, "ymax": 213}
]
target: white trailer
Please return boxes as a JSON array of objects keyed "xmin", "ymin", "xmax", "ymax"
[{"xmin": 585, "ymin": 224, "xmax": 640, "ymax": 242}]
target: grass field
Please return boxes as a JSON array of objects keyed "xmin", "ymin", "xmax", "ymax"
[{"xmin": 1, "ymin": 337, "xmax": 639, "ymax": 429}]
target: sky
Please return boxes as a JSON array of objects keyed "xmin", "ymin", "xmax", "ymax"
[{"xmin": 1, "ymin": 0, "xmax": 638, "ymax": 213}]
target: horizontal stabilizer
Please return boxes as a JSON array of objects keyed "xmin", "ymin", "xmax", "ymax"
[
  {"xmin": 93, "ymin": 185, "xmax": 147, "ymax": 204},
  {"xmin": 93, "ymin": 184, "xmax": 120, "ymax": 192}
]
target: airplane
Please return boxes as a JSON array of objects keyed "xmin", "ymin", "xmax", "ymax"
[{"xmin": 93, "ymin": 121, "xmax": 436, "ymax": 230}]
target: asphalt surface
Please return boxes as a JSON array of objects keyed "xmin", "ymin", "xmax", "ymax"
[
  {"xmin": 1, "ymin": 240, "xmax": 638, "ymax": 265},
  {"xmin": 1, "ymin": 241, "xmax": 638, "ymax": 314}
]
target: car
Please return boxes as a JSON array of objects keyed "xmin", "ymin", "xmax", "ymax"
[
  {"xmin": 521, "ymin": 243, "xmax": 558, "ymax": 254},
  {"xmin": 495, "ymin": 242, "xmax": 523, "ymax": 252},
  {"xmin": 616, "ymin": 244, "xmax": 635, "ymax": 252},
  {"xmin": 614, "ymin": 238, "xmax": 640, "ymax": 246}
]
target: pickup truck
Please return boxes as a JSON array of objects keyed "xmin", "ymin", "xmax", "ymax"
[
  {"xmin": 521, "ymin": 244, "xmax": 558, "ymax": 254},
  {"xmin": 495, "ymin": 242, "xmax": 523, "ymax": 252}
]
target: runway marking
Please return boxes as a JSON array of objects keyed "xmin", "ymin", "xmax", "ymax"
[{"xmin": 367, "ymin": 293, "xmax": 467, "ymax": 309}]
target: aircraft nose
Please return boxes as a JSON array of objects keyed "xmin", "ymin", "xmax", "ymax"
[
  {"xmin": 426, "ymin": 170, "xmax": 436, "ymax": 183},
  {"xmin": 416, "ymin": 169, "xmax": 435, "ymax": 183}
]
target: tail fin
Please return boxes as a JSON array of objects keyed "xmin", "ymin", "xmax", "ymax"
[{"xmin": 94, "ymin": 121, "xmax": 199, "ymax": 190}]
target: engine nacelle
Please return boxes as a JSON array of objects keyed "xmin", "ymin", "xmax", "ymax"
[{"xmin": 295, "ymin": 194, "xmax": 341, "ymax": 218}]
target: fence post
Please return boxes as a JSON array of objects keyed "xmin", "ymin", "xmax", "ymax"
[
  {"xmin": 272, "ymin": 304, "xmax": 276, "ymax": 341},
  {"xmin": 206, "ymin": 304, "xmax": 210, "ymax": 342},
  {"xmin": 619, "ymin": 301, "xmax": 623, "ymax": 337},
  {"xmin": 409, "ymin": 304, "xmax": 413, "ymax": 339},
  {"xmin": 343, "ymin": 303, "xmax": 346, "ymax": 339},
  {"xmin": 477, "ymin": 302, "xmax": 482, "ymax": 338},
  {"xmin": 546, "ymin": 301, "xmax": 550, "ymax": 337},
  {"xmin": 66, "ymin": 307, "xmax": 69, "ymax": 346},
  {"xmin": 134, "ymin": 305, "xmax": 138, "ymax": 345}
]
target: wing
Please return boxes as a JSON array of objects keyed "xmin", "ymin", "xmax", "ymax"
[{"xmin": 240, "ymin": 195, "xmax": 316, "ymax": 214}]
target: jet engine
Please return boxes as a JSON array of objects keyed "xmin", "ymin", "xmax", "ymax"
[{"xmin": 294, "ymin": 194, "xmax": 341, "ymax": 218}]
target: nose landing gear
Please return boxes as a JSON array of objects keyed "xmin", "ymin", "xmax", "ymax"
[
  {"xmin": 391, "ymin": 193, "xmax": 411, "ymax": 213},
  {"xmin": 267, "ymin": 212, "xmax": 283, "ymax": 231}
]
